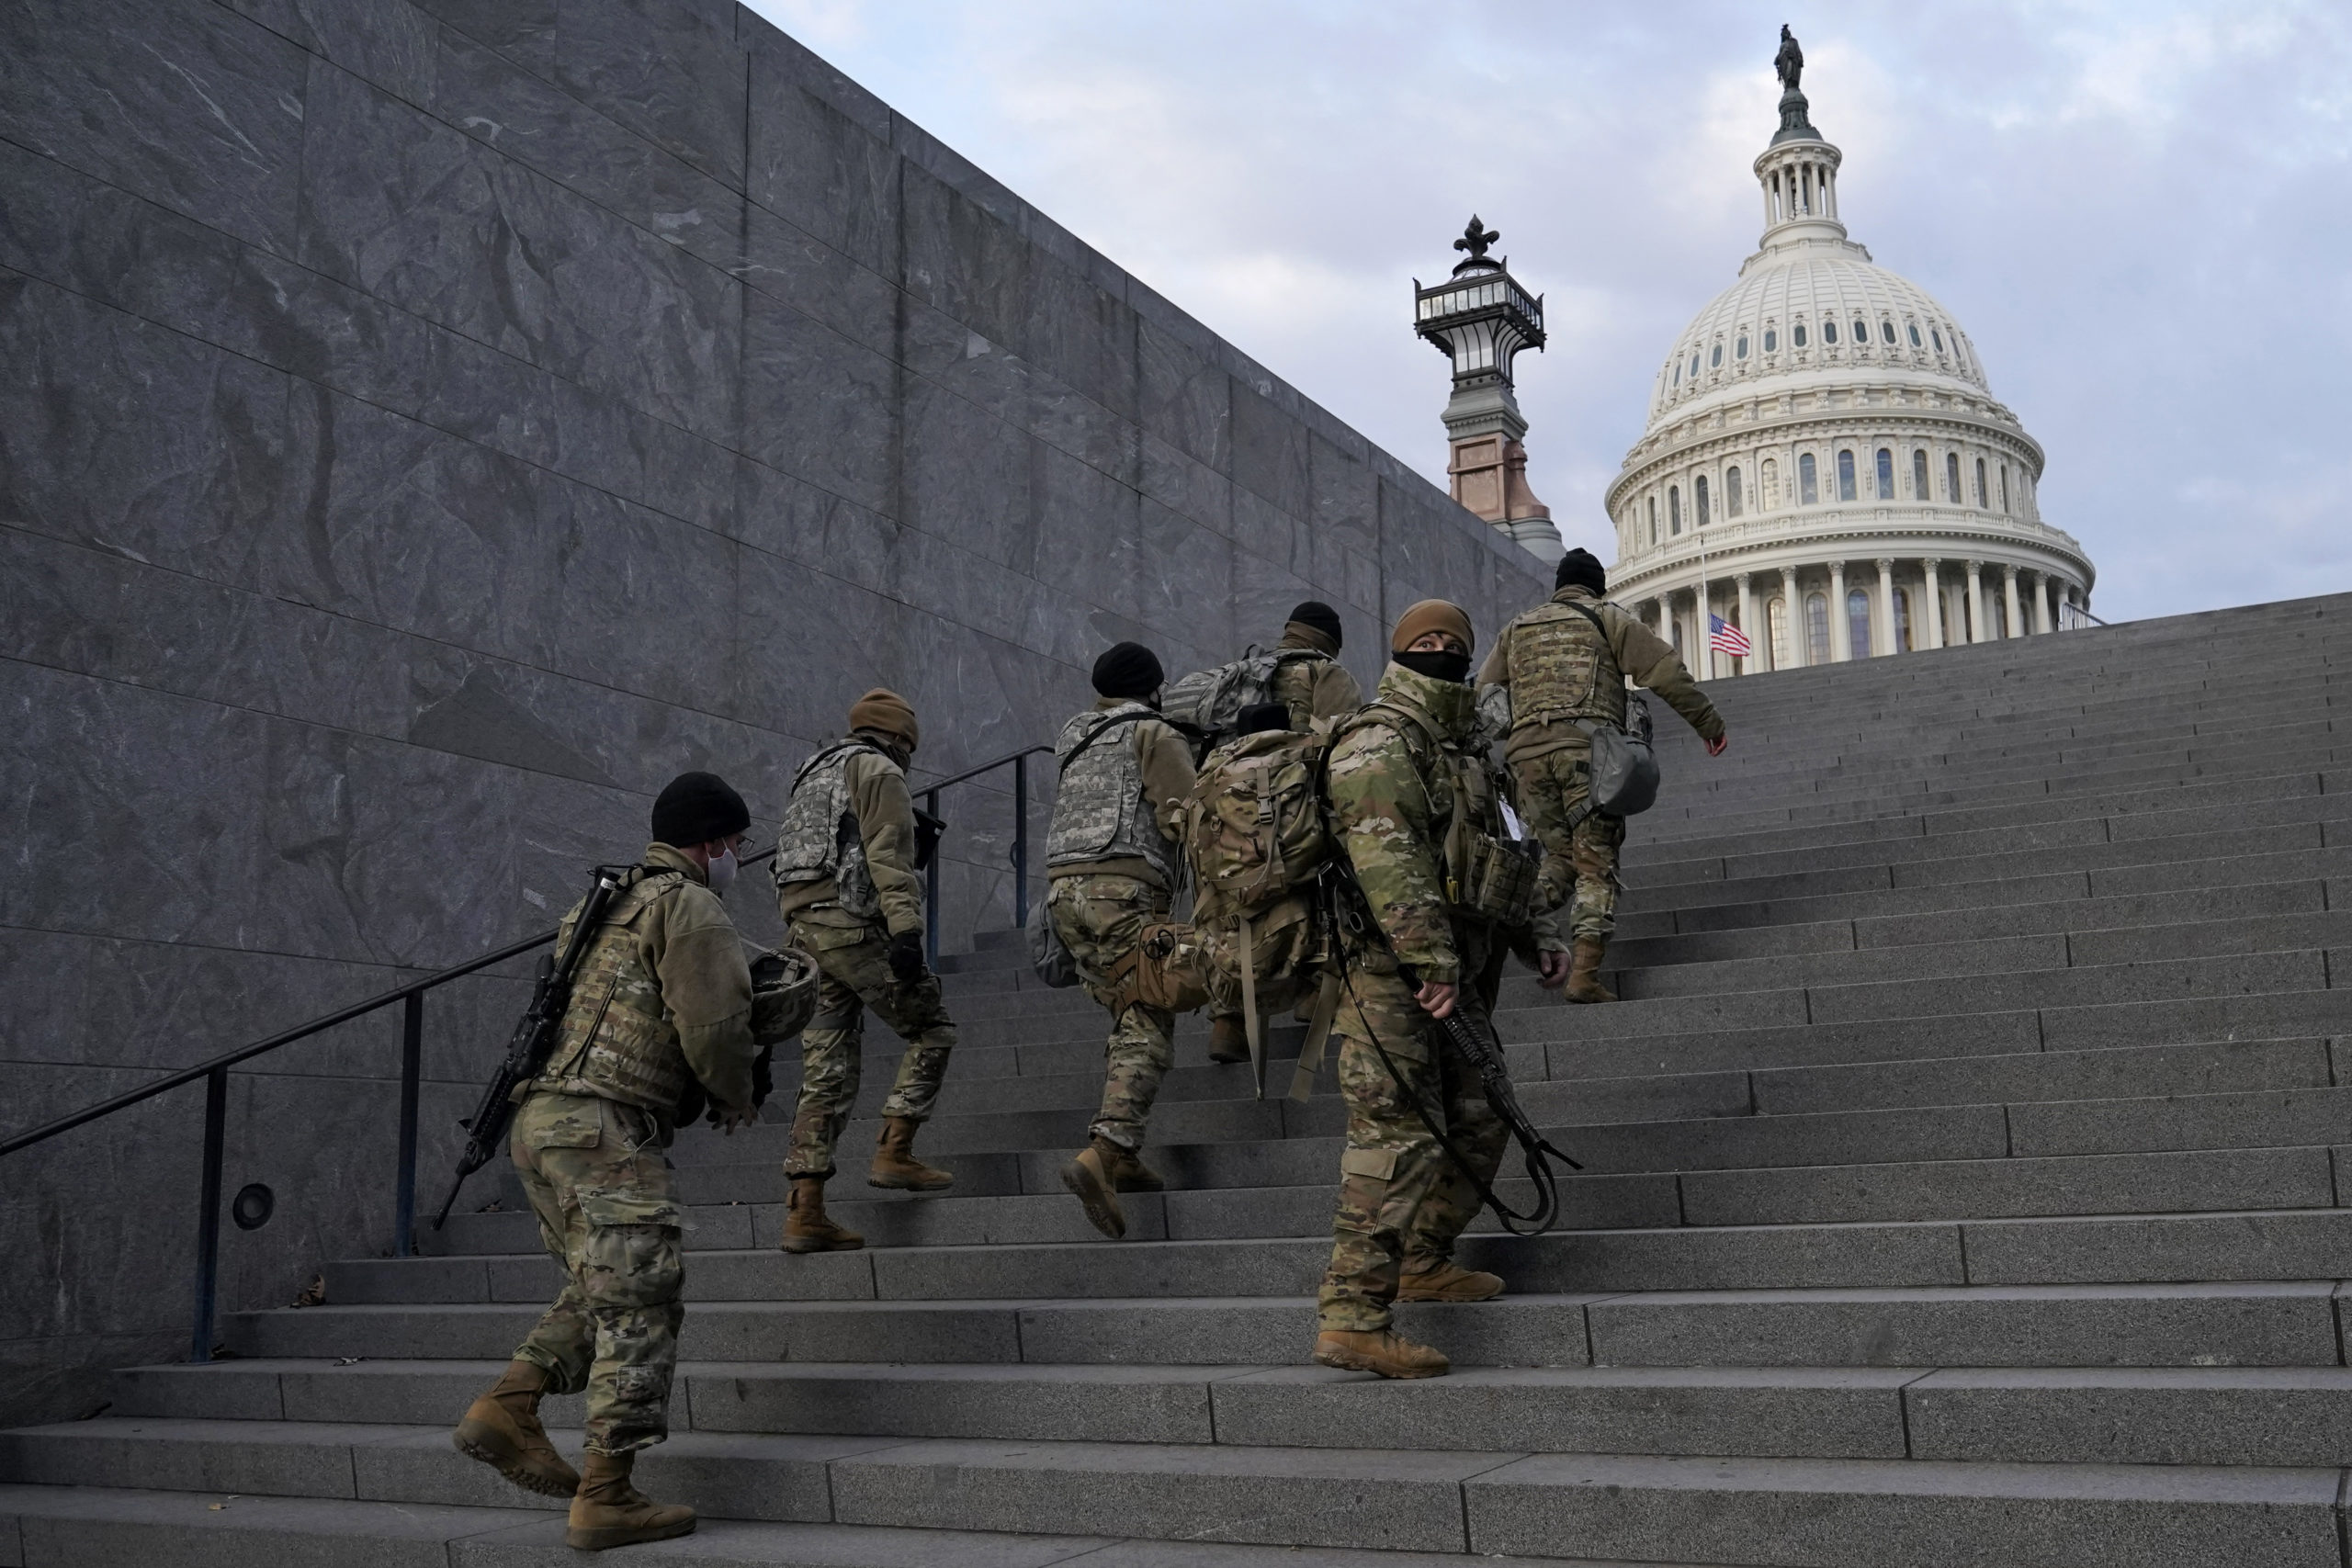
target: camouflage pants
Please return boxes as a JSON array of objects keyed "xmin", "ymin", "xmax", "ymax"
[
  {"xmin": 1513, "ymin": 746, "xmax": 1628, "ymax": 942},
  {"xmin": 1317, "ymin": 930, "xmax": 1509, "ymax": 1334},
  {"xmin": 510, "ymin": 1091, "xmax": 684, "ymax": 1456},
  {"xmin": 1047, "ymin": 873, "xmax": 1176, "ymax": 1152},
  {"xmin": 784, "ymin": 916, "xmax": 956, "ymax": 1179}
]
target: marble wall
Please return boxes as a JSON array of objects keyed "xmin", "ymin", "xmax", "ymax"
[{"xmin": 0, "ymin": 0, "xmax": 1549, "ymax": 1418}]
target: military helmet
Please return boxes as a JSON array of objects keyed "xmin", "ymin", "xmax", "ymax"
[{"xmin": 748, "ymin": 945, "xmax": 820, "ymax": 1046}]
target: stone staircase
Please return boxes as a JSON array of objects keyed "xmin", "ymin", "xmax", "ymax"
[{"xmin": 6, "ymin": 592, "xmax": 2352, "ymax": 1565}]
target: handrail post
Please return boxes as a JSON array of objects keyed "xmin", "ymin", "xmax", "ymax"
[
  {"xmin": 924, "ymin": 787, "xmax": 941, "ymax": 966},
  {"xmin": 190, "ymin": 1066, "xmax": 228, "ymax": 1364},
  {"xmin": 395, "ymin": 991, "xmax": 423, "ymax": 1258},
  {"xmin": 1012, "ymin": 752, "xmax": 1029, "ymax": 929}
]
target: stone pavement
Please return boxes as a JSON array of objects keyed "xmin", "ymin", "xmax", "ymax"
[{"xmin": 9, "ymin": 592, "xmax": 2352, "ymax": 1565}]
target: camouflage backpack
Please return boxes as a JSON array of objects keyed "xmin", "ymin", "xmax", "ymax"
[
  {"xmin": 1161, "ymin": 649, "xmax": 1324, "ymax": 754},
  {"xmin": 1184, "ymin": 725, "xmax": 1342, "ymax": 1098}
]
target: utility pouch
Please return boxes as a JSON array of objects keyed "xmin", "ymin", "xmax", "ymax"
[
  {"xmin": 1454, "ymin": 829, "xmax": 1541, "ymax": 928},
  {"xmin": 1109, "ymin": 920, "xmax": 1214, "ymax": 1013}
]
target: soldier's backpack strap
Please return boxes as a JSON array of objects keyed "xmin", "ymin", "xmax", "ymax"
[
  {"xmin": 1057, "ymin": 710, "xmax": 1153, "ymax": 775},
  {"xmin": 790, "ymin": 738, "xmax": 875, "ymax": 792},
  {"xmin": 1283, "ymin": 967, "xmax": 1344, "ymax": 1103}
]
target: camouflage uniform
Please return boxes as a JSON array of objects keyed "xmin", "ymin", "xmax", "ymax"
[
  {"xmin": 1265, "ymin": 627, "xmax": 1364, "ymax": 729},
  {"xmin": 1046, "ymin": 698, "xmax": 1196, "ymax": 1150},
  {"xmin": 1476, "ymin": 585, "xmax": 1723, "ymax": 941},
  {"xmin": 775, "ymin": 733, "xmax": 956, "ymax": 1179},
  {"xmin": 511, "ymin": 843, "xmax": 755, "ymax": 1454},
  {"xmin": 1317, "ymin": 664, "xmax": 1536, "ymax": 1334}
]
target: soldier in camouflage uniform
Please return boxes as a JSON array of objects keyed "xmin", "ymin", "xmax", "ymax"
[
  {"xmin": 1047, "ymin": 641, "xmax": 1199, "ymax": 1238},
  {"xmin": 1315, "ymin": 602, "xmax": 1569, "ymax": 1381},
  {"xmin": 771, "ymin": 689, "xmax": 957, "ymax": 1252},
  {"xmin": 1207, "ymin": 601, "xmax": 1366, "ymax": 1065},
  {"xmin": 452, "ymin": 772, "xmax": 759, "ymax": 1551},
  {"xmin": 1477, "ymin": 548, "xmax": 1726, "ymax": 1002}
]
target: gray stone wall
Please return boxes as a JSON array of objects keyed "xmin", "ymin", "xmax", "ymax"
[{"xmin": 0, "ymin": 0, "xmax": 1548, "ymax": 1418}]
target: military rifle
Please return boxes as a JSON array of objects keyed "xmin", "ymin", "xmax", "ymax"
[{"xmin": 432, "ymin": 864, "xmax": 630, "ymax": 1229}]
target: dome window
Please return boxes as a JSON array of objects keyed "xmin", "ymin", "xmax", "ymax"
[
  {"xmin": 1876, "ymin": 447, "xmax": 1894, "ymax": 497},
  {"xmin": 1854, "ymin": 319, "xmax": 1869, "ymax": 344},
  {"xmin": 1726, "ymin": 466, "xmax": 1744, "ymax": 517},
  {"xmin": 1945, "ymin": 451, "xmax": 1962, "ymax": 502},
  {"xmin": 1647, "ymin": 495, "xmax": 1658, "ymax": 545},
  {"xmin": 1792, "ymin": 323, "xmax": 1808, "ymax": 348},
  {"xmin": 1763, "ymin": 328, "xmax": 1778, "ymax": 352},
  {"xmin": 1837, "ymin": 449, "xmax": 1857, "ymax": 502},
  {"xmin": 1882, "ymin": 321, "xmax": 1897, "ymax": 344},
  {"xmin": 1696, "ymin": 475, "xmax": 1712, "ymax": 525},
  {"xmin": 1823, "ymin": 319, "xmax": 1838, "ymax": 344},
  {"xmin": 1798, "ymin": 453, "xmax": 1819, "ymax": 506},
  {"xmin": 1932, "ymin": 328, "xmax": 1945, "ymax": 353},
  {"xmin": 1669, "ymin": 484, "xmax": 1682, "ymax": 535},
  {"xmin": 1710, "ymin": 344, "xmax": 1723, "ymax": 368},
  {"xmin": 1673, "ymin": 361, "xmax": 1682, "ymax": 386},
  {"xmin": 1805, "ymin": 593, "xmax": 1831, "ymax": 664},
  {"xmin": 1736, "ymin": 335, "xmax": 1749, "ymax": 359},
  {"xmin": 1975, "ymin": 457, "xmax": 1989, "ymax": 508},
  {"xmin": 1907, "ymin": 322, "xmax": 1922, "ymax": 347},
  {"xmin": 1690, "ymin": 352, "xmax": 1702, "ymax": 378},
  {"xmin": 1848, "ymin": 590, "xmax": 1874, "ymax": 657},
  {"xmin": 1913, "ymin": 448, "xmax": 1929, "ymax": 497}
]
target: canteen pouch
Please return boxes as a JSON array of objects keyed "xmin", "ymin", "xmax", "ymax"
[{"xmin": 1110, "ymin": 920, "xmax": 1214, "ymax": 1014}]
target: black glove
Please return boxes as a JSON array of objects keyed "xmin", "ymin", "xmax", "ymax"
[{"xmin": 888, "ymin": 931, "xmax": 927, "ymax": 984}]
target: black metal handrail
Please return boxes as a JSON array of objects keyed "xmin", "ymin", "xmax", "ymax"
[
  {"xmin": 0, "ymin": 739, "xmax": 1056, "ymax": 1365},
  {"xmin": 917, "ymin": 744, "xmax": 1052, "ymax": 964}
]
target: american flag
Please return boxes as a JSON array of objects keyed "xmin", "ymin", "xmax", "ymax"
[{"xmin": 1709, "ymin": 614, "xmax": 1753, "ymax": 659}]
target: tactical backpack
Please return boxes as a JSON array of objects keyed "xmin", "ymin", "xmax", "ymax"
[
  {"xmin": 1184, "ymin": 725, "xmax": 1344, "ymax": 1098},
  {"xmin": 1162, "ymin": 648, "xmax": 1325, "ymax": 754}
]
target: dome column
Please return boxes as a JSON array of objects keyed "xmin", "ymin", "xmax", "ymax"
[
  {"xmin": 1780, "ymin": 566, "xmax": 1805, "ymax": 667},
  {"xmin": 2003, "ymin": 565, "xmax": 2024, "ymax": 640},
  {"xmin": 1964, "ymin": 560, "xmax": 1987, "ymax": 643},
  {"xmin": 1875, "ymin": 559, "xmax": 1896, "ymax": 656},
  {"xmin": 2034, "ymin": 573, "xmax": 2056, "ymax": 635},
  {"xmin": 1828, "ymin": 562, "xmax": 1852, "ymax": 661},
  {"xmin": 1920, "ymin": 559, "xmax": 1946, "ymax": 649},
  {"xmin": 1735, "ymin": 573, "xmax": 1756, "ymax": 676}
]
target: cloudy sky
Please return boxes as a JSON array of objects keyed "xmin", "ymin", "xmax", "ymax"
[{"xmin": 746, "ymin": 2, "xmax": 2351, "ymax": 626}]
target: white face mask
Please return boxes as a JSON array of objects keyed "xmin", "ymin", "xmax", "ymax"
[{"xmin": 705, "ymin": 844, "xmax": 738, "ymax": 894}]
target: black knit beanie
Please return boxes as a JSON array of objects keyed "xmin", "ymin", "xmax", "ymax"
[
  {"xmin": 1091, "ymin": 641, "xmax": 1165, "ymax": 699},
  {"xmin": 650, "ymin": 771, "xmax": 750, "ymax": 848},
  {"xmin": 1555, "ymin": 547, "xmax": 1607, "ymax": 595},
  {"xmin": 1285, "ymin": 600, "xmax": 1344, "ymax": 649}
]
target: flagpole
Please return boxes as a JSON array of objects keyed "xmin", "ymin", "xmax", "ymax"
[{"xmin": 1698, "ymin": 526, "xmax": 1712, "ymax": 681}]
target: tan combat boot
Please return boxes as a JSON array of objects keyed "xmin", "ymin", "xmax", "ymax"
[
  {"xmin": 1060, "ymin": 1135, "xmax": 1126, "ymax": 1239},
  {"xmin": 1312, "ymin": 1328, "xmax": 1450, "ymax": 1379},
  {"xmin": 451, "ymin": 1358, "xmax": 579, "ymax": 1496},
  {"xmin": 566, "ymin": 1447, "xmax": 695, "ymax": 1551},
  {"xmin": 1207, "ymin": 1015, "xmax": 1250, "ymax": 1065},
  {"xmin": 1104, "ymin": 1143, "xmax": 1166, "ymax": 1193},
  {"xmin": 779, "ymin": 1176, "xmax": 864, "ymax": 1254},
  {"xmin": 1565, "ymin": 936, "xmax": 1617, "ymax": 1004},
  {"xmin": 869, "ymin": 1115, "xmax": 955, "ymax": 1190},
  {"xmin": 1397, "ymin": 1257, "xmax": 1505, "ymax": 1303}
]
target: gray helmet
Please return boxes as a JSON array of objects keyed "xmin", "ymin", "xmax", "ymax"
[{"xmin": 748, "ymin": 946, "xmax": 820, "ymax": 1047}]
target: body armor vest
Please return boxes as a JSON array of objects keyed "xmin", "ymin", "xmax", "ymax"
[
  {"xmin": 1503, "ymin": 599, "xmax": 1628, "ymax": 731},
  {"xmin": 1350, "ymin": 689, "xmax": 1538, "ymax": 928},
  {"xmin": 772, "ymin": 739, "xmax": 889, "ymax": 919},
  {"xmin": 1047, "ymin": 704, "xmax": 1177, "ymax": 884},
  {"xmin": 536, "ymin": 871, "xmax": 692, "ymax": 1112}
]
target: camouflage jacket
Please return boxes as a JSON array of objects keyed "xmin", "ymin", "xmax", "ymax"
[
  {"xmin": 1326, "ymin": 662, "xmax": 1491, "ymax": 986},
  {"xmin": 536, "ymin": 841, "xmax": 757, "ymax": 1115},
  {"xmin": 1476, "ymin": 585, "xmax": 1724, "ymax": 765},
  {"xmin": 1267, "ymin": 627, "xmax": 1364, "ymax": 728}
]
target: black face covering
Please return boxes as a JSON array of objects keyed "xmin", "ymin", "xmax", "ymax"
[{"xmin": 1395, "ymin": 649, "xmax": 1472, "ymax": 683}]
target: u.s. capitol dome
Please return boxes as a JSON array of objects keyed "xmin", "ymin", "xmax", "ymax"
[{"xmin": 1604, "ymin": 51, "xmax": 2095, "ymax": 675}]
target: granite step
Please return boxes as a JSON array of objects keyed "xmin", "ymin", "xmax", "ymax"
[{"xmin": 3, "ymin": 1421, "xmax": 2337, "ymax": 1566}]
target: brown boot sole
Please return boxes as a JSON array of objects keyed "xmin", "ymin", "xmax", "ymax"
[
  {"xmin": 1397, "ymin": 1279, "xmax": 1505, "ymax": 1303},
  {"xmin": 1206, "ymin": 1050, "xmax": 1250, "ymax": 1065},
  {"xmin": 1059, "ymin": 1156, "xmax": 1126, "ymax": 1239},
  {"xmin": 1565, "ymin": 987, "xmax": 1617, "ymax": 1004},
  {"xmin": 566, "ymin": 1514, "xmax": 697, "ymax": 1551},
  {"xmin": 1311, "ymin": 1343, "xmax": 1449, "ymax": 1380},
  {"xmin": 451, "ymin": 1424, "xmax": 579, "ymax": 1497},
  {"xmin": 779, "ymin": 1232, "xmax": 864, "ymax": 1254},
  {"xmin": 868, "ymin": 1168, "xmax": 955, "ymax": 1191}
]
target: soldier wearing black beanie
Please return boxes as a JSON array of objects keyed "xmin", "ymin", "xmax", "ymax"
[
  {"xmin": 650, "ymin": 771, "xmax": 751, "ymax": 848},
  {"xmin": 1091, "ymin": 641, "xmax": 1166, "ymax": 700},
  {"xmin": 1555, "ymin": 548, "xmax": 1608, "ymax": 596}
]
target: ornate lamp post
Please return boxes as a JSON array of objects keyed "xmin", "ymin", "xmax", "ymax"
[{"xmin": 1413, "ymin": 216, "xmax": 1562, "ymax": 561}]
